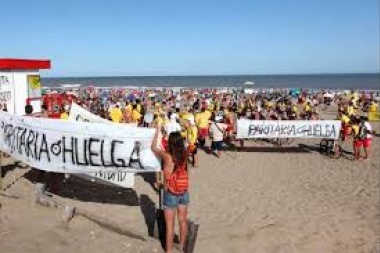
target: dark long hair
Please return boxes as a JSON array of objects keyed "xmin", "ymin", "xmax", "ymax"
[{"xmin": 168, "ymin": 132, "xmax": 186, "ymax": 166}]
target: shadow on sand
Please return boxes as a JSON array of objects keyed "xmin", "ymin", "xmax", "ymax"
[
  {"xmin": 0, "ymin": 161, "xmax": 22, "ymax": 178},
  {"xmin": 24, "ymin": 170, "xmax": 141, "ymax": 206}
]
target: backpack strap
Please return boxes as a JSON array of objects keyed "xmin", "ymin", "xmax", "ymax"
[{"xmin": 214, "ymin": 122, "xmax": 224, "ymax": 135}]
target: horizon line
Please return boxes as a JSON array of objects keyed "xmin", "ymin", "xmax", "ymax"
[{"xmin": 42, "ymin": 72, "xmax": 380, "ymax": 79}]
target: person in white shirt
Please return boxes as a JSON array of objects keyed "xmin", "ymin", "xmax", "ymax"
[
  {"xmin": 209, "ymin": 116, "xmax": 228, "ymax": 157},
  {"xmin": 165, "ymin": 113, "xmax": 182, "ymax": 136},
  {"xmin": 363, "ymin": 118, "xmax": 373, "ymax": 159}
]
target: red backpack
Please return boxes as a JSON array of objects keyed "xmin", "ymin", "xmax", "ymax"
[{"xmin": 167, "ymin": 156, "xmax": 189, "ymax": 195}]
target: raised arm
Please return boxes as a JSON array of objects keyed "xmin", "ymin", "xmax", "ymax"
[{"xmin": 151, "ymin": 127, "xmax": 167, "ymax": 159}]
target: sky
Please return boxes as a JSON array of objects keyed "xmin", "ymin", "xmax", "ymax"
[{"xmin": 0, "ymin": 0, "xmax": 379, "ymax": 77}]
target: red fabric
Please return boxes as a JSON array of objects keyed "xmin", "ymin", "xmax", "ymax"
[
  {"xmin": 354, "ymin": 140, "xmax": 363, "ymax": 148},
  {"xmin": 49, "ymin": 113, "xmax": 61, "ymax": 119},
  {"xmin": 344, "ymin": 126, "xmax": 352, "ymax": 136},
  {"xmin": 161, "ymin": 137, "xmax": 168, "ymax": 151},
  {"xmin": 199, "ymin": 128, "xmax": 209, "ymax": 138},
  {"xmin": 226, "ymin": 123, "xmax": 234, "ymax": 132},
  {"xmin": 363, "ymin": 138, "xmax": 372, "ymax": 148}
]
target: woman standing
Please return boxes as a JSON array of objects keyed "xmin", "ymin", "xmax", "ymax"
[{"xmin": 151, "ymin": 130, "xmax": 189, "ymax": 253}]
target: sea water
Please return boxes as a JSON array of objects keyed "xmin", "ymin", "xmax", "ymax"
[{"xmin": 42, "ymin": 73, "xmax": 380, "ymax": 90}]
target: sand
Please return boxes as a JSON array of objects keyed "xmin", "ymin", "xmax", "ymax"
[{"xmin": 1, "ymin": 109, "xmax": 379, "ymax": 253}]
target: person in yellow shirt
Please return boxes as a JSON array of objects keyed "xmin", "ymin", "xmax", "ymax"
[
  {"xmin": 60, "ymin": 112, "xmax": 69, "ymax": 120},
  {"xmin": 153, "ymin": 112, "xmax": 169, "ymax": 128},
  {"xmin": 153, "ymin": 102, "xmax": 162, "ymax": 116},
  {"xmin": 196, "ymin": 108, "xmax": 211, "ymax": 147},
  {"xmin": 123, "ymin": 103, "xmax": 132, "ymax": 123},
  {"xmin": 125, "ymin": 102, "xmax": 133, "ymax": 113},
  {"xmin": 304, "ymin": 102, "xmax": 311, "ymax": 113},
  {"xmin": 337, "ymin": 110, "xmax": 351, "ymax": 141},
  {"xmin": 369, "ymin": 100, "xmax": 378, "ymax": 112},
  {"xmin": 346, "ymin": 102, "xmax": 355, "ymax": 117},
  {"xmin": 186, "ymin": 118, "xmax": 199, "ymax": 167},
  {"xmin": 136, "ymin": 99, "xmax": 142, "ymax": 113},
  {"xmin": 109, "ymin": 105, "xmax": 123, "ymax": 123},
  {"xmin": 351, "ymin": 116, "xmax": 363, "ymax": 160},
  {"xmin": 131, "ymin": 104, "xmax": 142, "ymax": 124},
  {"xmin": 59, "ymin": 105, "xmax": 70, "ymax": 120}
]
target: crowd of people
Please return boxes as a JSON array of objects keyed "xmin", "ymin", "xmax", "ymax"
[
  {"xmin": 1, "ymin": 87, "xmax": 379, "ymax": 164},
  {"xmin": 31, "ymin": 87, "xmax": 378, "ymax": 163}
]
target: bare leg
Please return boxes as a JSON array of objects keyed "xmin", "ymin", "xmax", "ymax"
[
  {"xmin": 177, "ymin": 205, "xmax": 188, "ymax": 251},
  {"xmin": 355, "ymin": 147, "xmax": 360, "ymax": 160},
  {"xmin": 363, "ymin": 147, "xmax": 369, "ymax": 159},
  {"xmin": 352, "ymin": 142, "xmax": 357, "ymax": 160},
  {"xmin": 240, "ymin": 139, "xmax": 244, "ymax": 148},
  {"xmin": 193, "ymin": 154, "xmax": 199, "ymax": 167},
  {"xmin": 164, "ymin": 208, "xmax": 176, "ymax": 253}
]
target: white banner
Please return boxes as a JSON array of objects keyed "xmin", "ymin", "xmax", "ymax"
[
  {"xmin": 68, "ymin": 103, "xmax": 136, "ymax": 188},
  {"xmin": 0, "ymin": 111, "xmax": 161, "ymax": 173},
  {"xmin": 68, "ymin": 102, "xmax": 137, "ymax": 127},
  {"xmin": 237, "ymin": 119, "xmax": 341, "ymax": 140}
]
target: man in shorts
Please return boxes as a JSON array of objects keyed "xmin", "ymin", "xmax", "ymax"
[{"xmin": 209, "ymin": 116, "xmax": 227, "ymax": 158}]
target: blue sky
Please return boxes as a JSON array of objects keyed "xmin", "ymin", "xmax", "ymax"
[{"xmin": 1, "ymin": 0, "xmax": 379, "ymax": 76}]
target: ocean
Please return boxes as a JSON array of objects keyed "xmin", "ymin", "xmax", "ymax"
[{"xmin": 41, "ymin": 73, "xmax": 380, "ymax": 90}]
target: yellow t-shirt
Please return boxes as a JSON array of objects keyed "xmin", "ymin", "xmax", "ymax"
[
  {"xmin": 369, "ymin": 103, "xmax": 378, "ymax": 112},
  {"xmin": 347, "ymin": 106, "xmax": 355, "ymax": 116},
  {"xmin": 196, "ymin": 112, "xmax": 210, "ymax": 128},
  {"xmin": 154, "ymin": 116, "xmax": 168, "ymax": 127},
  {"xmin": 183, "ymin": 113, "xmax": 194, "ymax": 121},
  {"xmin": 265, "ymin": 101, "xmax": 273, "ymax": 109},
  {"xmin": 110, "ymin": 108, "xmax": 123, "ymax": 123},
  {"xmin": 187, "ymin": 126, "xmax": 198, "ymax": 144},
  {"xmin": 179, "ymin": 112, "xmax": 187, "ymax": 119},
  {"xmin": 351, "ymin": 124, "xmax": 359, "ymax": 136},
  {"xmin": 131, "ymin": 110, "xmax": 141, "ymax": 123},
  {"xmin": 60, "ymin": 112, "xmax": 69, "ymax": 120},
  {"xmin": 125, "ymin": 104, "xmax": 132, "ymax": 112},
  {"xmin": 340, "ymin": 114, "xmax": 350, "ymax": 124},
  {"xmin": 305, "ymin": 104, "xmax": 311, "ymax": 112}
]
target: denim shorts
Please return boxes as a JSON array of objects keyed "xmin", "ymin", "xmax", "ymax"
[
  {"xmin": 164, "ymin": 190, "xmax": 190, "ymax": 209},
  {"xmin": 211, "ymin": 141, "xmax": 223, "ymax": 151}
]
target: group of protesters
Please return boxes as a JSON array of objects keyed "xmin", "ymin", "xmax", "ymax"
[
  {"xmin": 32, "ymin": 87, "xmax": 377, "ymax": 165},
  {"xmin": 336, "ymin": 93, "xmax": 378, "ymax": 160}
]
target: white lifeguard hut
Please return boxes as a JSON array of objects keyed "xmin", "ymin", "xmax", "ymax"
[{"xmin": 0, "ymin": 58, "xmax": 51, "ymax": 115}]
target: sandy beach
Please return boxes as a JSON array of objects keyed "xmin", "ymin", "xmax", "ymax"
[{"xmin": 1, "ymin": 108, "xmax": 379, "ymax": 253}]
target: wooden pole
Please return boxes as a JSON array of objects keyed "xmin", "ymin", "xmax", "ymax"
[{"xmin": 0, "ymin": 151, "xmax": 3, "ymax": 191}]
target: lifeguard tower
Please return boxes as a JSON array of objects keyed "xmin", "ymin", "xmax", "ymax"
[{"xmin": 0, "ymin": 58, "xmax": 51, "ymax": 115}]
